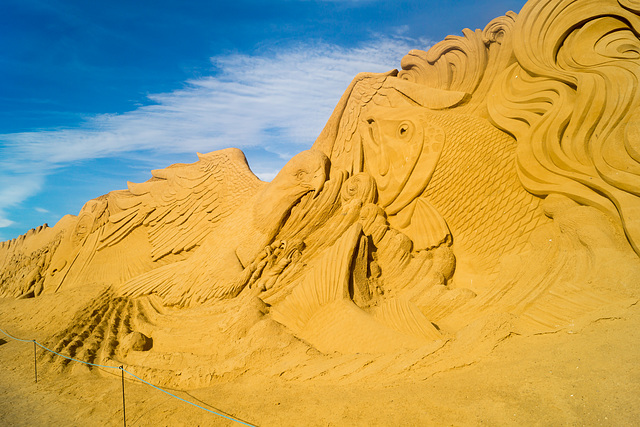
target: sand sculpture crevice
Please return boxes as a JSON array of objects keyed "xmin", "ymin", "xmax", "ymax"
[{"xmin": 1, "ymin": 0, "xmax": 640, "ymax": 390}]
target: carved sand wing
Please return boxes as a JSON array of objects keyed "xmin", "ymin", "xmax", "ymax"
[
  {"xmin": 99, "ymin": 148, "xmax": 263, "ymax": 261},
  {"xmin": 1, "ymin": 0, "xmax": 639, "ymax": 390},
  {"xmin": 116, "ymin": 149, "xmax": 329, "ymax": 307}
]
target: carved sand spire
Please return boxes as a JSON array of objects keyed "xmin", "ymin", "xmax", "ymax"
[{"xmin": 1, "ymin": 0, "xmax": 639, "ymax": 389}]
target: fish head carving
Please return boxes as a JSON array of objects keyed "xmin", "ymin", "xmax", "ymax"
[{"xmin": 358, "ymin": 106, "xmax": 445, "ymax": 214}]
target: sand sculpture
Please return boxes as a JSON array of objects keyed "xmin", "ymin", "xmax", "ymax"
[{"xmin": 1, "ymin": 0, "xmax": 640, "ymax": 388}]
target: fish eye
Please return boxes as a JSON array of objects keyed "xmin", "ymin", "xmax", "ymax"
[{"xmin": 398, "ymin": 122, "xmax": 411, "ymax": 138}]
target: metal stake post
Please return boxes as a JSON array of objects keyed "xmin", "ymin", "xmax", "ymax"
[
  {"xmin": 33, "ymin": 340, "xmax": 37, "ymax": 383},
  {"xmin": 120, "ymin": 366, "xmax": 126, "ymax": 427}
]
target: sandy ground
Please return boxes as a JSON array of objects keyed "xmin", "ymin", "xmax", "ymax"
[{"xmin": 1, "ymin": 289, "xmax": 638, "ymax": 426}]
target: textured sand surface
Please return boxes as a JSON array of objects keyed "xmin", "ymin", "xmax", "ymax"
[
  {"xmin": 1, "ymin": 289, "xmax": 638, "ymax": 426},
  {"xmin": 2, "ymin": 1, "xmax": 640, "ymax": 424}
]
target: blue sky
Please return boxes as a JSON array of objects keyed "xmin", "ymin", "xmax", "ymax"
[{"xmin": 0, "ymin": 0, "xmax": 526, "ymax": 241}]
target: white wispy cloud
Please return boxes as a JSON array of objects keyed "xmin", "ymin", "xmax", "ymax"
[
  {"xmin": 0, "ymin": 173, "xmax": 44, "ymax": 229},
  {"xmin": 0, "ymin": 36, "xmax": 430, "ymax": 234},
  {"xmin": 0, "ymin": 217, "xmax": 15, "ymax": 229}
]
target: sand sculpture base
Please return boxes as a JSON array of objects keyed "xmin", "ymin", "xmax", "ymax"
[
  {"xmin": 1, "ymin": 287, "xmax": 638, "ymax": 425},
  {"xmin": 1, "ymin": 0, "xmax": 640, "ymax": 424}
]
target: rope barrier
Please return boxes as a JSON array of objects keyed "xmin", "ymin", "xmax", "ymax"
[
  {"xmin": 0, "ymin": 327, "xmax": 34, "ymax": 343},
  {"xmin": 120, "ymin": 367, "xmax": 255, "ymax": 426},
  {"xmin": 0, "ymin": 327, "xmax": 256, "ymax": 427}
]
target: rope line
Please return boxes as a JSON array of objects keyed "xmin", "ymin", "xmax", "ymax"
[
  {"xmin": 0, "ymin": 327, "xmax": 34, "ymax": 343},
  {"xmin": 120, "ymin": 368, "xmax": 254, "ymax": 426},
  {"xmin": 0, "ymin": 327, "xmax": 256, "ymax": 427}
]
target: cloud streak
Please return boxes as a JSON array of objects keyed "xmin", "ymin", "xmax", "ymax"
[{"xmin": 0, "ymin": 36, "xmax": 428, "ymax": 236}]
